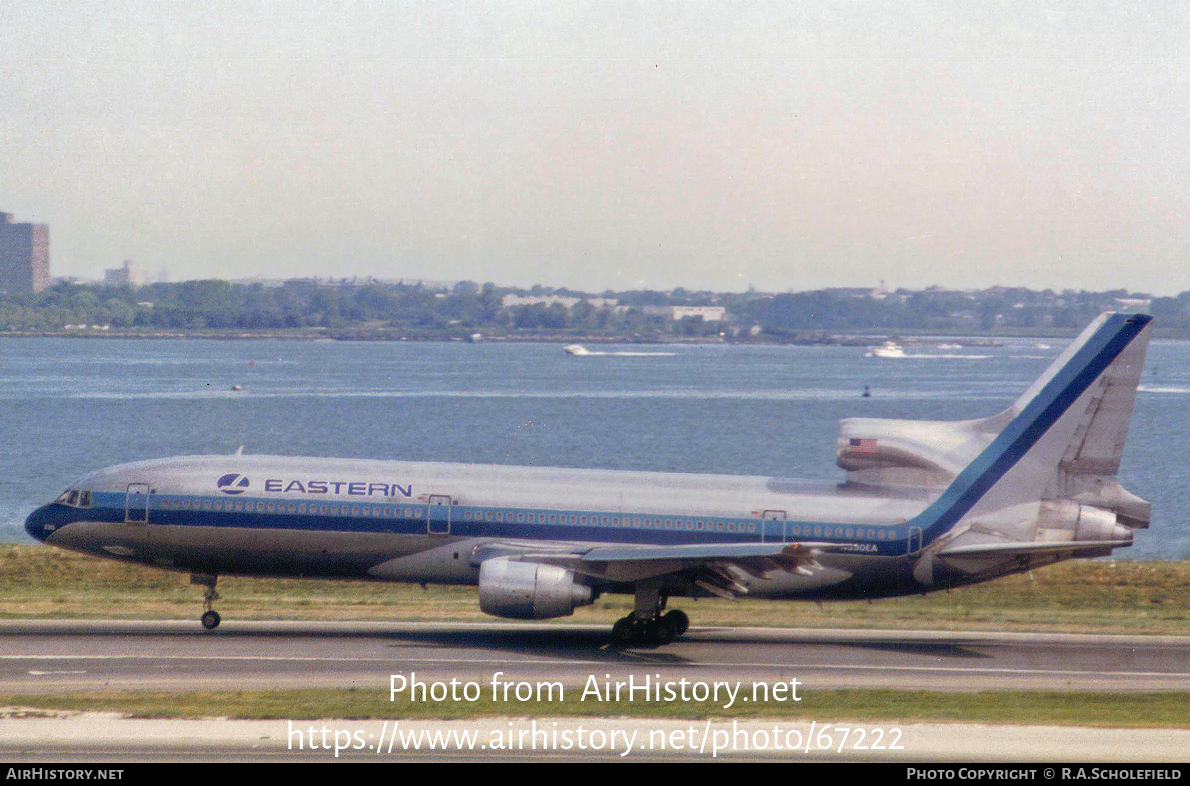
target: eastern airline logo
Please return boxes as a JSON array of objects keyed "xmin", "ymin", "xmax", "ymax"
[{"xmin": 217, "ymin": 473, "xmax": 250, "ymax": 495}]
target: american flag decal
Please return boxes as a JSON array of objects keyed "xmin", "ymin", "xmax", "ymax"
[{"xmin": 849, "ymin": 438, "xmax": 879, "ymax": 453}]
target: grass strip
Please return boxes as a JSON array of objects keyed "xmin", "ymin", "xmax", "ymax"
[
  {"xmin": 3, "ymin": 688, "xmax": 1188, "ymax": 728},
  {"xmin": 4, "ymin": 545, "xmax": 1190, "ymax": 635}
]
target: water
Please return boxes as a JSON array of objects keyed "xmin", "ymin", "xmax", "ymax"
[{"xmin": 1, "ymin": 336, "xmax": 1186, "ymax": 559}]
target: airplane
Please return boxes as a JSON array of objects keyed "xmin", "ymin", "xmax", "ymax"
[{"xmin": 25, "ymin": 312, "xmax": 1153, "ymax": 645}]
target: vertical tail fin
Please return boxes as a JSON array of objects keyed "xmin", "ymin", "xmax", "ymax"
[{"xmin": 915, "ymin": 312, "xmax": 1152, "ymax": 542}]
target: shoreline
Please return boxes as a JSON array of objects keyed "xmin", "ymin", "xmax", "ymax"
[{"xmin": 0, "ymin": 328, "xmax": 1118, "ymax": 344}]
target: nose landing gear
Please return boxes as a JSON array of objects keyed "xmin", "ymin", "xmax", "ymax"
[{"xmin": 191, "ymin": 573, "xmax": 221, "ymax": 630}]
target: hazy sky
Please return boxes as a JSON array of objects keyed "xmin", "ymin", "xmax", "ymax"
[{"xmin": 3, "ymin": 1, "xmax": 1188, "ymax": 293}]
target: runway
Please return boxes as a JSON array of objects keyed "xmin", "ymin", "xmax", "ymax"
[
  {"xmin": 4, "ymin": 620, "xmax": 1190, "ymax": 762},
  {"xmin": 3, "ymin": 619, "xmax": 1189, "ymax": 695}
]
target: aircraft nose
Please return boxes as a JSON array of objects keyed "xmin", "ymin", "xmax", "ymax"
[{"xmin": 25, "ymin": 505, "xmax": 56, "ymax": 543}]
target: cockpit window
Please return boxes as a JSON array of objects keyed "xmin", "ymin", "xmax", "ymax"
[{"xmin": 55, "ymin": 490, "xmax": 92, "ymax": 508}]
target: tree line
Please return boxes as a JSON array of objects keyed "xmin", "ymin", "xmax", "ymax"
[{"xmin": 0, "ymin": 279, "xmax": 1181, "ymax": 337}]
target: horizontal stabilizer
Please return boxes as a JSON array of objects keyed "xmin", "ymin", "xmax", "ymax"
[{"xmin": 938, "ymin": 540, "xmax": 1132, "ymax": 560}]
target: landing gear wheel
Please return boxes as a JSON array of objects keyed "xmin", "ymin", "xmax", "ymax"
[
  {"xmin": 609, "ymin": 611, "xmax": 688, "ymax": 646},
  {"xmin": 611, "ymin": 616, "xmax": 635, "ymax": 644},
  {"xmin": 611, "ymin": 581, "xmax": 690, "ymax": 646},
  {"xmin": 662, "ymin": 609, "xmax": 689, "ymax": 636},
  {"xmin": 647, "ymin": 618, "xmax": 676, "ymax": 645},
  {"xmin": 201, "ymin": 610, "xmax": 221, "ymax": 630}
]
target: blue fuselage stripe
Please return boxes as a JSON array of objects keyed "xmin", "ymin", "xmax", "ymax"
[{"xmin": 47, "ymin": 491, "xmax": 913, "ymax": 557}]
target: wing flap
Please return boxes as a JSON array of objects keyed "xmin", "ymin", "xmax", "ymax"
[
  {"xmin": 579, "ymin": 542, "xmax": 819, "ymax": 563},
  {"xmin": 474, "ymin": 539, "xmax": 840, "ymax": 597}
]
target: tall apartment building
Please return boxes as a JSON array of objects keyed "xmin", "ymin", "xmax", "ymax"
[
  {"xmin": 0, "ymin": 212, "xmax": 51, "ymax": 293},
  {"xmin": 104, "ymin": 259, "xmax": 146, "ymax": 286}
]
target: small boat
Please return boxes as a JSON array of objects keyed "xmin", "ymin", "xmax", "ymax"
[
  {"xmin": 866, "ymin": 341, "xmax": 906, "ymax": 358},
  {"xmin": 563, "ymin": 344, "xmax": 592, "ymax": 356}
]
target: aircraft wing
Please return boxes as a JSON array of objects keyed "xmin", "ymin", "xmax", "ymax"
[{"xmin": 471, "ymin": 540, "xmax": 842, "ymax": 599}]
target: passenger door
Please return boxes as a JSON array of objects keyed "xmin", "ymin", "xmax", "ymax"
[
  {"xmin": 125, "ymin": 483, "xmax": 150, "ymax": 524},
  {"xmin": 762, "ymin": 509, "xmax": 786, "ymax": 543},
  {"xmin": 427, "ymin": 494, "xmax": 452, "ymax": 535}
]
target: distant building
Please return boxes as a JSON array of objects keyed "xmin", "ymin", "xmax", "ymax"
[
  {"xmin": 669, "ymin": 306, "xmax": 727, "ymax": 321},
  {"xmin": 0, "ymin": 212, "xmax": 51, "ymax": 293},
  {"xmin": 501, "ymin": 295, "xmax": 619, "ymax": 309},
  {"xmin": 105, "ymin": 260, "xmax": 146, "ymax": 287},
  {"xmin": 635, "ymin": 305, "xmax": 728, "ymax": 321}
]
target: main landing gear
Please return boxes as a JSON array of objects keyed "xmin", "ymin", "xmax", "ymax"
[
  {"xmin": 191, "ymin": 573, "xmax": 221, "ymax": 630},
  {"xmin": 609, "ymin": 580, "xmax": 690, "ymax": 646},
  {"xmin": 610, "ymin": 609, "xmax": 689, "ymax": 646}
]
